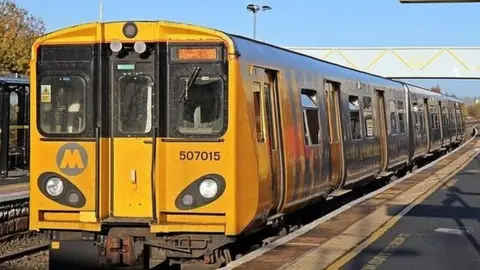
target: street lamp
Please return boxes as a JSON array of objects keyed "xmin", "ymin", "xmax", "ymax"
[{"xmin": 246, "ymin": 4, "xmax": 272, "ymax": 40}]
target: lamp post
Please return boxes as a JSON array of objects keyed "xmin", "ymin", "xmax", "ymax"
[
  {"xmin": 246, "ymin": 4, "xmax": 272, "ymax": 40},
  {"xmin": 99, "ymin": 0, "xmax": 104, "ymax": 22}
]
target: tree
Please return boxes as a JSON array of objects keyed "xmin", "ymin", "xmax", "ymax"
[
  {"xmin": 431, "ymin": 84, "xmax": 442, "ymax": 93},
  {"xmin": 465, "ymin": 103, "xmax": 480, "ymax": 119},
  {"xmin": 0, "ymin": 0, "xmax": 45, "ymax": 75}
]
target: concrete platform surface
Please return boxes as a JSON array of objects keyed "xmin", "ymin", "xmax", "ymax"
[
  {"xmin": 224, "ymin": 135, "xmax": 480, "ymax": 270},
  {"xmin": 340, "ymin": 152, "xmax": 480, "ymax": 270},
  {"xmin": 0, "ymin": 182, "xmax": 28, "ymax": 203}
]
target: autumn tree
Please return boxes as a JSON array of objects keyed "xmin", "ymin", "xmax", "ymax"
[
  {"xmin": 431, "ymin": 85, "xmax": 442, "ymax": 93},
  {"xmin": 0, "ymin": 0, "xmax": 45, "ymax": 75},
  {"xmin": 465, "ymin": 103, "xmax": 480, "ymax": 119}
]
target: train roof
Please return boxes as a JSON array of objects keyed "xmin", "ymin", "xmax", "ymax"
[
  {"xmin": 0, "ymin": 77, "xmax": 29, "ymax": 86},
  {"xmin": 34, "ymin": 20, "xmax": 464, "ymax": 102},
  {"xmin": 228, "ymin": 34, "xmax": 405, "ymax": 89},
  {"xmin": 34, "ymin": 20, "xmax": 404, "ymax": 90},
  {"xmin": 400, "ymin": 81, "xmax": 463, "ymax": 104},
  {"xmin": 402, "ymin": 82, "xmax": 441, "ymax": 96}
]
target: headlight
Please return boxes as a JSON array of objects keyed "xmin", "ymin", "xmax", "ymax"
[
  {"xmin": 45, "ymin": 177, "xmax": 64, "ymax": 197},
  {"xmin": 199, "ymin": 179, "xmax": 218, "ymax": 199},
  {"xmin": 123, "ymin": 22, "xmax": 138, "ymax": 38}
]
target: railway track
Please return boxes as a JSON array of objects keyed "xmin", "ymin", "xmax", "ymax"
[
  {"xmin": 0, "ymin": 243, "xmax": 48, "ymax": 264},
  {"xmin": 0, "ymin": 231, "xmax": 49, "ymax": 270}
]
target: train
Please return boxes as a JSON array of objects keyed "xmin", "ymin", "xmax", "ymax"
[{"xmin": 28, "ymin": 20, "xmax": 466, "ymax": 269}]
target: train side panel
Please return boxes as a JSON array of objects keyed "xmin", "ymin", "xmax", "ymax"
[
  {"xmin": 405, "ymin": 85, "xmax": 429, "ymax": 161},
  {"xmin": 438, "ymin": 95, "xmax": 449, "ymax": 149},
  {"xmin": 385, "ymin": 87, "xmax": 409, "ymax": 170},
  {"xmin": 445, "ymin": 97, "xmax": 455, "ymax": 146},
  {"xmin": 342, "ymin": 82, "xmax": 382, "ymax": 186},
  {"xmin": 447, "ymin": 97, "xmax": 458, "ymax": 144},
  {"xmin": 233, "ymin": 53, "xmax": 335, "ymax": 230},
  {"xmin": 454, "ymin": 100, "xmax": 465, "ymax": 142},
  {"xmin": 426, "ymin": 93, "xmax": 443, "ymax": 152},
  {"xmin": 294, "ymin": 72, "xmax": 332, "ymax": 203}
]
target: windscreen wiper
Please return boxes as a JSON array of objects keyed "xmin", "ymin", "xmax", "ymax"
[{"xmin": 178, "ymin": 66, "xmax": 201, "ymax": 103}]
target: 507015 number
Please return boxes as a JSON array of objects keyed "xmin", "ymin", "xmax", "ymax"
[{"xmin": 179, "ymin": 151, "xmax": 220, "ymax": 161}]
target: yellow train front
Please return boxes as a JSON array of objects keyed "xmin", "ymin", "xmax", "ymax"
[{"xmin": 29, "ymin": 21, "xmax": 268, "ymax": 269}]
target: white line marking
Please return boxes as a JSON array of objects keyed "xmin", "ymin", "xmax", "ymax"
[
  {"xmin": 284, "ymin": 242, "xmax": 320, "ymax": 247},
  {"xmin": 461, "ymin": 170, "xmax": 480, "ymax": 174},
  {"xmin": 435, "ymin": 227, "xmax": 474, "ymax": 235},
  {"xmin": 221, "ymin": 132, "xmax": 478, "ymax": 269},
  {"xmin": 0, "ymin": 191, "xmax": 29, "ymax": 203}
]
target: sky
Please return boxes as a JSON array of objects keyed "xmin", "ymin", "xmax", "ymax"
[{"xmin": 15, "ymin": 0, "xmax": 480, "ymax": 98}]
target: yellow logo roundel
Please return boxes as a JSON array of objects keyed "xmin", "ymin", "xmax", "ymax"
[{"xmin": 56, "ymin": 143, "xmax": 88, "ymax": 176}]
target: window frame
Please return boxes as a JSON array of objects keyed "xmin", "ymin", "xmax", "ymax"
[
  {"xmin": 252, "ymin": 81, "xmax": 264, "ymax": 143},
  {"xmin": 388, "ymin": 99, "xmax": 397, "ymax": 135},
  {"xmin": 300, "ymin": 88, "xmax": 321, "ymax": 146},
  {"xmin": 168, "ymin": 71, "xmax": 228, "ymax": 138},
  {"xmin": 36, "ymin": 71, "xmax": 91, "ymax": 138},
  {"xmin": 348, "ymin": 95, "xmax": 362, "ymax": 141},
  {"xmin": 116, "ymin": 74, "xmax": 154, "ymax": 135},
  {"xmin": 397, "ymin": 100, "xmax": 406, "ymax": 134},
  {"xmin": 362, "ymin": 95, "xmax": 375, "ymax": 139}
]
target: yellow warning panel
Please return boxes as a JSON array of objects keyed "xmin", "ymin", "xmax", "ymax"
[
  {"xmin": 41, "ymin": 85, "xmax": 51, "ymax": 103},
  {"xmin": 51, "ymin": 241, "xmax": 60, "ymax": 249}
]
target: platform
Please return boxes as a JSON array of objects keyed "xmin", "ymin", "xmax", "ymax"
[
  {"xmin": 339, "ymin": 150, "xmax": 480, "ymax": 270},
  {"xmin": 224, "ymin": 134, "xmax": 480, "ymax": 270},
  {"xmin": 0, "ymin": 179, "xmax": 28, "ymax": 203}
]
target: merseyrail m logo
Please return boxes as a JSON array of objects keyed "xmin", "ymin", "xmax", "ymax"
[{"xmin": 56, "ymin": 143, "xmax": 88, "ymax": 176}]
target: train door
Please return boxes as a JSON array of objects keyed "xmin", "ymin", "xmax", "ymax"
[
  {"xmin": 252, "ymin": 67, "xmax": 285, "ymax": 213},
  {"xmin": 375, "ymin": 90, "xmax": 388, "ymax": 172},
  {"xmin": 423, "ymin": 98, "xmax": 431, "ymax": 152},
  {"xmin": 438, "ymin": 101, "xmax": 444, "ymax": 146},
  {"xmin": 110, "ymin": 60, "xmax": 155, "ymax": 218},
  {"xmin": 324, "ymin": 81, "xmax": 344, "ymax": 189}
]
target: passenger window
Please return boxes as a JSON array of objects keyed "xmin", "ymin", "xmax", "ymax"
[
  {"xmin": 39, "ymin": 75, "xmax": 86, "ymax": 134},
  {"xmin": 118, "ymin": 75, "xmax": 153, "ymax": 133},
  {"xmin": 397, "ymin": 101, "xmax": 405, "ymax": 133},
  {"xmin": 252, "ymin": 82, "xmax": 264, "ymax": 142},
  {"xmin": 444, "ymin": 107, "xmax": 449, "ymax": 127},
  {"xmin": 420, "ymin": 103, "xmax": 426, "ymax": 131},
  {"xmin": 264, "ymin": 84, "xmax": 275, "ymax": 149},
  {"xmin": 324, "ymin": 81, "xmax": 340, "ymax": 144},
  {"xmin": 455, "ymin": 106, "xmax": 461, "ymax": 130},
  {"xmin": 430, "ymin": 105, "xmax": 437, "ymax": 128},
  {"xmin": 451, "ymin": 111, "xmax": 456, "ymax": 127},
  {"xmin": 348, "ymin": 95, "xmax": 361, "ymax": 140},
  {"xmin": 412, "ymin": 102, "xmax": 419, "ymax": 131},
  {"xmin": 419, "ymin": 109, "xmax": 424, "ymax": 131},
  {"xmin": 389, "ymin": 100, "xmax": 397, "ymax": 134},
  {"xmin": 301, "ymin": 89, "xmax": 320, "ymax": 145},
  {"xmin": 362, "ymin": 96, "xmax": 374, "ymax": 138},
  {"xmin": 437, "ymin": 103, "xmax": 443, "ymax": 128}
]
